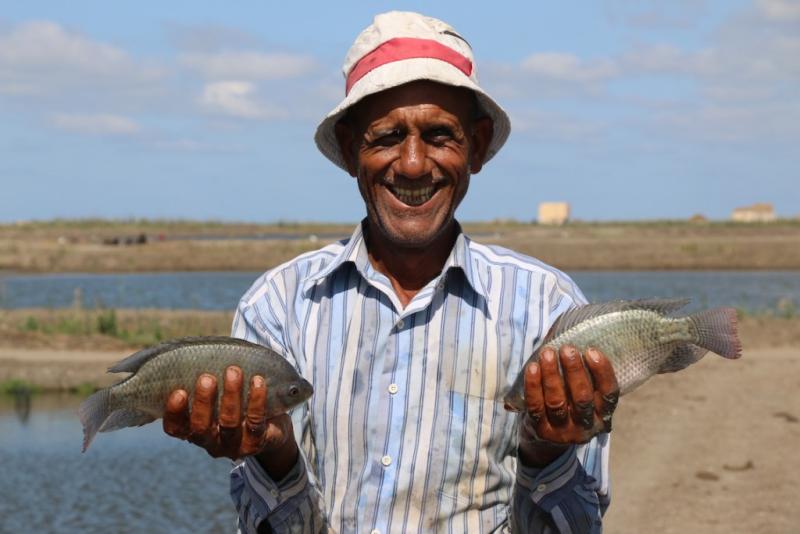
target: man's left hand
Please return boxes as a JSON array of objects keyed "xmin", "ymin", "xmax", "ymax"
[{"xmin": 517, "ymin": 345, "xmax": 619, "ymax": 467}]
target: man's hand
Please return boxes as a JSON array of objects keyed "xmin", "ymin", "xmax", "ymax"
[
  {"xmin": 518, "ymin": 345, "xmax": 619, "ymax": 467},
  {"xmin": 163, "ymin": 366, "xmax": 295, "ymax": 468}
]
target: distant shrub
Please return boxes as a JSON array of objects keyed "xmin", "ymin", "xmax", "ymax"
[
  {"xmin": 96, "ymin": 309, "xmax": 118, "ymax": 336},
  {"xmin": 0, "ymin": 379, "xmax": 39, "ymax": 395},
  {"xmin": 23, "ymin": 316, "xmax": 39, "ymax": 331}
]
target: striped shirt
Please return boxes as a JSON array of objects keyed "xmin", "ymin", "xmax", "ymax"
[{"xmin": 230, "ymin": 222, "xmax": 610, "ymax": 533}]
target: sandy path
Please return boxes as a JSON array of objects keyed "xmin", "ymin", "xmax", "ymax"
[
  {"xmin": 0, "ymin": 347, "xmax": 122, "ymax": 389},
  {"xmin": 604, "ymin": 347, "xmax": 800, "ymax": 533}
]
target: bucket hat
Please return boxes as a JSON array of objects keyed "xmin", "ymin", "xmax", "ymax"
[{"xmin": 314, "ymin": 11, "xmax": 511, "ymax": 171}]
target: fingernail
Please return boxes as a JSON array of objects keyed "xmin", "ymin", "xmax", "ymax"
[
  {"xmin": 226, "ymin": 367, "xmax": 240, "ymax": 380},
  {"xmin": 199, "ymin": 375, "xmax": 214, "ymax": 388},
  {"xmin": 175, "ymin": 390, "xmax": 187, "ymax": 402},
  {"xmin": 253, "ymin": 375, "xmax": 264, "ymax": 387},
  {"xmin": 587, "ymin": 348, "xmax": 601, "ymax": 362},
  {"xmin": 563, "ymin": 346, "xmax": 577, "ymax": 360},
  {"xmin": 527, "ymin": 362, "xmax": 539, "ymax": 375},
  {"xmin": 541, "ymin": 348, "xmax": 555, "ymax": 362}
]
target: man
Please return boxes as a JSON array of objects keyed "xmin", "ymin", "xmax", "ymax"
[{"xmin": 163, "ymin": 11, "xmax": 618, "ymax": 533}]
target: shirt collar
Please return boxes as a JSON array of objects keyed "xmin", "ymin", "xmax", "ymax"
[{"xmin": 302, "ymin": 219, "xmax": 489, "ymax": 301}]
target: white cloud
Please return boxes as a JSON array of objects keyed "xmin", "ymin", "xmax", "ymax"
[
  {"xmin": 0, "ymin": 21, "xmax": 163, "ymax": 96},
  {"xmin": 486, "ymin": 1, "xmax": 799, "ymax": 147},
  {"xmin": 198, "ymin": 81, "xmax": 284, "ymax": 120},
  {"xmin": 521, "ymin": 52, "xmax": 618, "ymax": 83},
  {"xmin": 181, "ymin": 51, "xmax": 316, "ymax": 80},
  {"xmin": 757, "ymin": 0, "xmax": 800, "ymax": 21},
  {"xmin": 50, "ymin": 113, "xmax": 140, "ymax": 135}
]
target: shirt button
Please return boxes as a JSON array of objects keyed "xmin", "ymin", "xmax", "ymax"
[
  {"xmin": 396, "ymin": 319, "xmax": 405, "ymax": 329},
  {"xmin": 270, "ymin": 489, "xmax": 280, "ymax": 498},
  {"xmin": 536, "ymin": 483, "xmax": 547, "ymax": 492},
  {"xmin": 388, "ymin": 383, "xmax": 399, "ymax": 395},
  {"xmin": 381, "ymin": 455, "xmax": 392, "ymax": 467}
]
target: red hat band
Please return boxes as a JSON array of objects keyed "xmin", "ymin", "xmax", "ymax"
[{"xmin": 345, "ymin": 37, "xmax": 473, "ymax": 95}]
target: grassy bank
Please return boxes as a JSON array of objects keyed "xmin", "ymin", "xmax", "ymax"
[
  {"xmin": 2, "ymin": 219, "xmax": 799, "ymax": 272},
  {"xmin": 0, "ymin": 308, "xmax": 232, "ymax": 351},
  {"xmin": 1, "ymin": 306, "xmax": 797, "ymax": 353},
  {"xmin": 0, "ymin": 309, "xmax": 797, "ymax": 392}
]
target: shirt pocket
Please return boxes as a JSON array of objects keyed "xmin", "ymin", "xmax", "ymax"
[{"xmin": 436, "ymin": 390, "xmax": 511, "ymax": 506}]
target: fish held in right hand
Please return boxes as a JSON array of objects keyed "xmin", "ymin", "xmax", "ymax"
[{"xmin": 78, "ymin": 336, "xmax": 313, "ymax": 452}]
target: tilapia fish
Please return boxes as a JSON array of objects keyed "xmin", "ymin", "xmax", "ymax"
[
  {"xmin": 78, "ymin": 336, "xmax": 313, "ymax": 452},
  {"xmin": 504, "ymin": 298, "xmax": 741, "ymax": 412}
]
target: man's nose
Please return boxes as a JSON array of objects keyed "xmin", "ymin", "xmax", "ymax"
[{"xmin": 395, "ymin": 135, "xmax": 429, "ymax": 179}]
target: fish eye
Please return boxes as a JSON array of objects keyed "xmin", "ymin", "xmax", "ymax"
[{"xmin": 288, "ymin": 385, "xmax": 299, "ymax": 396}]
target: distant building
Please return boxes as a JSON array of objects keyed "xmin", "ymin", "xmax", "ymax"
[
  {"xmin": 731, "ymin": 203, "xmax": 776, "ymax": 222},
  {"xmin": 689, "ymin": 213, "xmax": 707, "ymax": 223},
  {"xmin": 538, "ymin": 202, "xmax": 570, "ymax": 225}
]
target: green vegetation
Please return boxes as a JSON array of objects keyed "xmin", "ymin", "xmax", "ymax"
[
  {"xmin": 0, "ymin": 379, "xmax": 40, "ymax": 396},
  {"xmin": 7, "ymin": 308, "xmax": 231, "ymax": 349},
  {"xmin": 71, "ymin": 382, "xmax": 98, "ymax": 396}
]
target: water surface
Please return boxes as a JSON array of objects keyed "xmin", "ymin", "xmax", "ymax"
[
  {"xmin": 0, "ymin": 394, "xmax": 234, "ymax": 533},
  {"xmin": 1, "ymin": 270, "xmax": 798, "ymax": 313}
]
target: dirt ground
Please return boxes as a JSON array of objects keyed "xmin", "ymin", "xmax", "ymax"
[
  {"xmin": 603, "ymin": 344, "xmax": 800, "ymax": 533},
  {"xmin": 1, "ymin": 317, "xmax": 798, "ymax": 532},
  {"xmin": 2, "ymin": 220, "xmax": 799, "ymax": 272}
]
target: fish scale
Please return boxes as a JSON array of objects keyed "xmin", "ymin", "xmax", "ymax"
[
  {"xmin": 503, "ymin": 299, "xmax": 742, "ymax": 412},
  {"xmin": 79, "ymin": 336, "xmax": 314, "ymax": 452}
]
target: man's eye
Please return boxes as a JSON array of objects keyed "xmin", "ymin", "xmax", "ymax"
[
  {"xmin": 373, "ymin": 129, "xmax": 403, "ymax": 146},
  {"xmin": 426, "ymin": 127, "xmax": 454, "ymax": 142}
]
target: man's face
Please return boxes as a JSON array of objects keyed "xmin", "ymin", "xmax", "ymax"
[{"xmin": 337, "ymin": 81, "xmax": 491, "ymax": 250}]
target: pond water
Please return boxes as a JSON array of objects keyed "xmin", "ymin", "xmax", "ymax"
[
  {"xmin": 0, "ymin": 270, "xmax": 798, "ymax": 314},
  {"xmin": 0, "ymin": 394, "xmax": 235, "ymax": 533}
]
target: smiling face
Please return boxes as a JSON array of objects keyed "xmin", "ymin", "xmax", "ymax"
[{"xmin": 336, "ymin": 81, "xmax": 492, "ymax": 251}]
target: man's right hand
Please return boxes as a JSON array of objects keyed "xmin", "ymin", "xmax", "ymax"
[{"xmin": 163, "ymin": 365, "xmax": 296, "ymax": 471}]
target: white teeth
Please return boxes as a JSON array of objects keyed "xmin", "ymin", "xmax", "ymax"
[{"xmin": 390, "ymin": 185, "xmax": 435, "ymax": 206}]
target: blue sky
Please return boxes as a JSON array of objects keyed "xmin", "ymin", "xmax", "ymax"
[{"xmin": 1, "ymin": 0, "xmax": 798, "ymax": 222}]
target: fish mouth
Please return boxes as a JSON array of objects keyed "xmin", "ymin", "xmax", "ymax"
[{"xmin": 385, "ymin": 180, "xmax": 444, "ymax": 207}]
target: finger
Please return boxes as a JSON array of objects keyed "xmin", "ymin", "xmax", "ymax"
[
  {"xmin": 523, "ymin": 362, "xmax": 546, "ymax": 422},
  {"xmin": 218, "ymin": 366, "xmax": 244, "ymax": 454},
  {"xmin": 540, "ymin": 347, "xmax": 569, "ymax": 426},
  {"xmin": 189, "ymin": 373, "xmax": 217, "ymax": 440},
  {"xmin": 163, "ymin": 389, "xmax": 190, "ymax": 438},
  {"xmin": 240, "ymin": 375, "xmax": 268, "ymax": 456},
  {"xmin": 523, "ymin": 361, "xmax": 546, "ymax": 427},
  {"xmin": 585, "ymin": 348, "xmax": 619, "ymax": 430},
  {"xmin": 560, "ymin": 345, "xmax": 594, "ymax": 430}
]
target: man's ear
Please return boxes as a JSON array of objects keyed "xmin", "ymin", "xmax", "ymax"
[
  {"xmin": 469, "ymin": 116, "xmax": 493, "ymax": 175},
  {"xmin": 334, "ymin": 120, "xmax": 358, "ymax": 177}
]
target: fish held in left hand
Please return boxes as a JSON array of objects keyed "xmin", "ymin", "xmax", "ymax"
[
  {"xmin": 504, "ymin": 298, "xmax": 742, "ymax": 412},
  {"xmin": 78, "ymin": 336, "xmax": 313, "ymax": 452}
]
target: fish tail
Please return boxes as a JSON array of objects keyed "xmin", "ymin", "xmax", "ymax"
[
  {"xmin": 78, "ymin": 388, "xmax": 110, "ymax": 452},
  {"xmin": 689, "ymin": 307, "xmax": 742, "ymax": 359}
]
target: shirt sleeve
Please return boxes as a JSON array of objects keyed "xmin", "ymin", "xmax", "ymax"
[
  {"xmin": 510, "ymin": 434, "xmax": 610, "ymax": 534},
  {"xmin": 229, "ymin": 289, "xmax": 327, "ymax": 533},
  {"xmin": 231, "ymin": 452, "xmax": 327, "ymax": 534}
]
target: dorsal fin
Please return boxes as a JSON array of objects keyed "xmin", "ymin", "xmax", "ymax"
[
  {"xmin": 107, "ymin": 336, "xmax": 265, "ymax": 373},
  {"xmin": 544, "ymin": 298, "xmax": 691, "ymax": 342}
]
